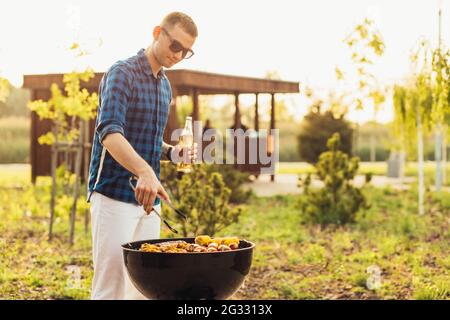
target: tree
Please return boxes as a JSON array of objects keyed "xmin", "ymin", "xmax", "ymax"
[
  {"xmin": 298, "ymin": 102, "xmax": 353, "ymax": 164},
  {"xmin": 28, "ymin": 43, "xmax": 98, "ymax": 243},
  {"xmin": 431, "ymin": 16, "xmax": 450, "ymax": 190},
  {"xmin": 393, "ymin": 39, "xmax": 434, "ymax": 215},
  {"xmin": 336, "ymin": 17, "xmax": 386, "ymax": 162}
]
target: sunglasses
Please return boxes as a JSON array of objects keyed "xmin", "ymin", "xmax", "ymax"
[{"xmin": 160, "ymin": 27, "xmax": 194, "ymax": 59}]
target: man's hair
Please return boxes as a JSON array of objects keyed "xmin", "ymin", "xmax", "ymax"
[{"xmin": 161, "ymin": 12, "xmax": 198, "ymax": 37}]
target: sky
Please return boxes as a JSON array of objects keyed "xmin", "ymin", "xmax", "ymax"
[{"xmin": 0, "ymin": 0, "xmax": 449, "ymax": 123}]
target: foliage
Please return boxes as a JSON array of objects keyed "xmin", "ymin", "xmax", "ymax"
[
  {"xmin": 393, "ymin": 40, "xmax": 434, "ymax": 142},
  {"xmin": 431, "ymin": 44, "xmax": 450, "ymax": 126},
  {"xmin": 160, "ymin": 162, "xmax": 242, "ymax": 237},
  {"xmin": 27, "ymin": 69, "xmax": 98, "ymax": 146},
  {"xmin": 205, "ymin": 164, "xmax": 253, "ymax": 204},
  {"xmin": 393, "ymin": 39, "xmax": 450, "ymax": 152},
  {"xmin": 0, "ymin": 77, "xmax": 11, "ymax": 103},
  {"xmin": 335, "ymin": 17, "xmax": 386, "ymax": 112},
  {"xmin": 297, "ymin": 105, "xmax": 353, "ymax": 164},
  {"xmin": 298, "ymin": 133, "xmax": 370, "ymax": 225}
]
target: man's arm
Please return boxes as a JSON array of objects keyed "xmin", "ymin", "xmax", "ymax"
[
  {"xmin": 103, "ymin": 133, "xmax": 154, "ymax": 178},
  {"xmin": 102, "ymin": 133, "xmax": 170, "ymax": 213}
]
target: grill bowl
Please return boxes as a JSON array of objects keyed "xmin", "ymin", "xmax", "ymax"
[{"xmin": 122, "ymin": 237, "xmax": 255, "ymax": 300}]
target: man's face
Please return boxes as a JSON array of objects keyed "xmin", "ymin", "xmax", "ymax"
[{"xmin": 154, "ymin": 24, "xmax": 196, "ymax": 68}]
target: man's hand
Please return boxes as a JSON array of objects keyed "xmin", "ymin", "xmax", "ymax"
[
  {"xmin": 102, "ymin": 133, "xmax": 171, "ymax": 215},
  {"xmin": 135, "ymin": 170, "xmax": 171, "ymax": 215},
  {"xmin": 171, "ymin": 142, "xmax": 198, "ymax": 164}
]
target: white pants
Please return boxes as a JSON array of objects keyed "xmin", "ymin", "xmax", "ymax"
[{"xmin": 90, "ymin": 191, "xmax": 161, "ymax": 300}]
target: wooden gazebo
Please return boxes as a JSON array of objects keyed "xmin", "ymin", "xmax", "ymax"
[{"xmin": 23, "ymin": 69, "xmax": 299, "ymax": 183}]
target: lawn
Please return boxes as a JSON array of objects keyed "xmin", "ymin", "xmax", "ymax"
[{"xmin": 0, "ymin": 164, "xmax": 449, "ymax": 299}]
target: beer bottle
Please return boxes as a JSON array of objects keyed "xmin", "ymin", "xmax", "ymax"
[{"xmin": 176, "ymin": 116, "xmax": 194, "ymax": 173}]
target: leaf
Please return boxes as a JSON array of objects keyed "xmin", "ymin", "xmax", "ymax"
[
  {"xmin": 37, "ymin": 132, "xmax": 55, "ymax": 145},
  {"xmin": 0, "ymin": 77, "xmax": 11, "ymax": 102},
  {"xmin": 335, "ymin": 66, "xmax": 345, "ymax": 81}
]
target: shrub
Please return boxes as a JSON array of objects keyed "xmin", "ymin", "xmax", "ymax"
[
  {"xmin": 206, "ymin": 164, "xmax": 253, "ymax": 204},
  {"xmin": 160, "ymin": 162, "xmax": 242, "ymax": 237},
  {"xmin": 298, "ymin": 133, "xmax": 370, "ymax": 225}
]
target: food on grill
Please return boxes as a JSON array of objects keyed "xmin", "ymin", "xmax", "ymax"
[
  {"xmin": 218, "ymin": 244, "xmax": 231, "ymax": 251},
  {"xmin": 139, "ymin": 235, "xmax": 240, "ymax": 253}
]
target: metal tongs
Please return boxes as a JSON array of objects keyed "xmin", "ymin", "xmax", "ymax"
[{"xmin": 129, "ymin": 176, "xmax": 187, "ymax": 234}]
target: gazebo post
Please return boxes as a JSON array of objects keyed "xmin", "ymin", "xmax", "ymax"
[
  {"xmin": 254, "ymin": 93, "xmax": 259, "ymax": 132},
  {"xmin": 192, "ymin": 88, "xmax": 199, "ymax": 122},
  {"xmin": 234, "ymin": 92, "xmax": 242, "ymax": 171},
  {"xmin": 270, "ymin": 93, "xmax": 275, "ymax": 182},
  {"xmin": 234, "ymin": 92, "xmax": 241, "ymax": 128},
  {"xmin": 30, "ymin": 97, "xmax": 37, "ymax": 184}
]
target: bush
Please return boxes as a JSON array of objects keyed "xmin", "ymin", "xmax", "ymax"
[
  {"xmin": 206, "ymin": 164, "xmax": 253, "ymax": 204},
  {"xmin": 297, "ymin": 108, "xmax": 353, "ymax": 164},
  {"xmin": 160, "ymin": 162, "xmax": 242, "ymax": 237},
  {"xmin": 298, "ymin": 133, "xmax": 370, "ymax": 225}
]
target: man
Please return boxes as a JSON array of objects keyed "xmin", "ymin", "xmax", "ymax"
[{"xmin": 87, "ymin": 12, "xmax": 198, "ymax": 300}]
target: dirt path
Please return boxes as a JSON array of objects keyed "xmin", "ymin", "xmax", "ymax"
[{"xmin": 243, "ymin": 174, "xmax": 423, "ymax": 197}]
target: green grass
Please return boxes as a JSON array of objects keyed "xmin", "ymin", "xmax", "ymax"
[
  {"xmin": 217, "ymin": 182, "xmax": 450, "ymax": 300},
  {"xmin": 0, "ymin": 164, "xmax": 449, "ymax": 299},
  {"xmin": 0, "ymin": 165, "xmax": 92, "ymax": 299}
]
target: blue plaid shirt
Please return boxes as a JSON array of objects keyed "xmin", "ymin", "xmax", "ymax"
[{"xmin": 88, "ymin": 48, "xmax": 172, "ymax": 206}]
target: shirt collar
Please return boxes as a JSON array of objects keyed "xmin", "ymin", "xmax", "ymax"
[{"xmin": 137, "ymin": 48, "xmax": 166, "ymax": 79}]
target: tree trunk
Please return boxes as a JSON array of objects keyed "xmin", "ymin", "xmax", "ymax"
[
  {"xmin": 83, "ymin": 121, "xmax": 90, "ymax": 235},
  {"xmin": 69, "ymin": 130, "xmax": 83, "ymax": 245},
  {"xmin": 49, "ymin": 125, "xmax": 58, "ymax": 241},
  {"xmin": 64, "ymin": 150, "xmax": 71, "ymax": 195},
  {"xmin": 49, "ymin": 144, "xmax": 57, "ymax": 241},
  {"xmin": 417, "ymin": 111, "xmax": 425, "ymax": 215}
]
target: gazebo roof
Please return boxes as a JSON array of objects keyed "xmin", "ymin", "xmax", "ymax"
[
  {"xmin": 23, "ymin": 69, "xmax": 300, "ymax": 96},
  {"xmin": 165, "ymin": 69, "xmax": 300, "ymax": 95}
]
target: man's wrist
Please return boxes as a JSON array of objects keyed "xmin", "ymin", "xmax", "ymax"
[{"xmin": 136, "ymin": 164, "xmax": 155, "ymax": 179}]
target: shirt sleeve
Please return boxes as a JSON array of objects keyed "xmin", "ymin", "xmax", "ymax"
[{"xmin": 95, "ymin": 65, "xmax": 132, "ymax": 144}]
